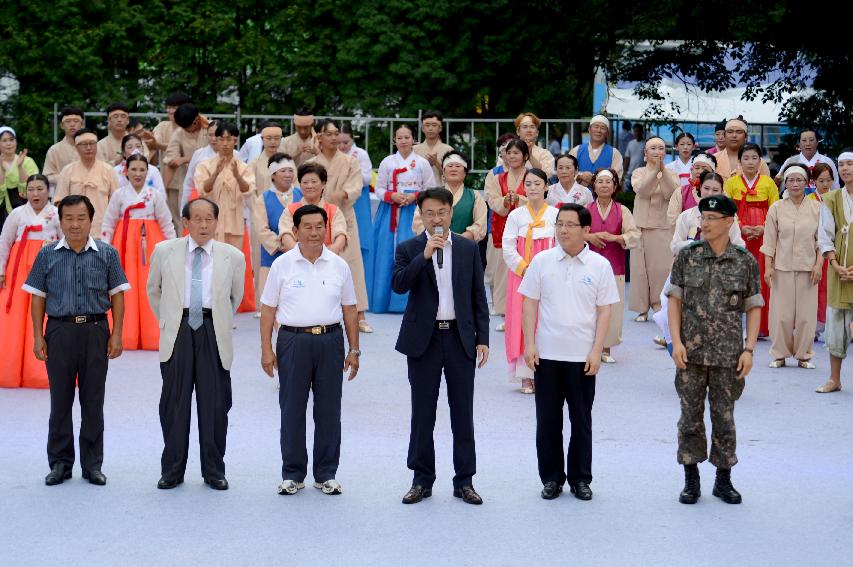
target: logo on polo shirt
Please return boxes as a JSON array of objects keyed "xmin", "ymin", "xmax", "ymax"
[
  {"xmin": 579, "ymin": 275, "xmax": 594, "ymax": 287},
  {"xmin": 289, "ymin": 279, "xmax": 306, "ymax": 289}
]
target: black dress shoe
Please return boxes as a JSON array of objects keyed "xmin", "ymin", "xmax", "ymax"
[
  {"xmin": 453, "ymin": 485, "xmax": 483, "ymax": 505},
  {"xmin": 402, "ymin": 485, "xmax": 432, "ymax": 504},
  {"xmin": 157, "ymin": 476, "xmax": 184, "ymax": 490},
  {"xmin": 204, "ymin": 477, "xmax": 229, "ymax": 490},
  {"xmin": 569, "ymin": 481, "xmax": 593, "ymax": 500},
  {"xmin": 541, "ymin": 481, "xmax": 563, "ymax": 500},
  {"xmin": 82, "ymin": 469, "xmax": 107, "ymax": 486},
  {"xmin": 45, "ymin": 463, "xmax": 72, "ymax": 486}
]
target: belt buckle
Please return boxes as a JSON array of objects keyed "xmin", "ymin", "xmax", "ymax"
[
  {"xmin": 438, "ymin": 321, "xmax": 450, "ymax": 330},
  {"xmin": 310, "ymin": 326, "xmax": 323, "ymax": 335},
  {"xmin": 75, "ymin": 315, "xmax": 87, "ymax": 324}
]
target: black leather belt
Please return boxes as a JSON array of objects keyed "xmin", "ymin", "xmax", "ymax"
[
  {"xmin": 182, "ymin": 308, "xmax": 212, "ymax": 317},
  {"xmin": 435, "ymin": 320, "xmax": 456, "ymax": 330},
  {"xmin": 49, "ymin": 314, "xmax": 107, "ymax": 324},
  {"xmin": 281, "ymin": 323, "xmax": 341, "ymax": 335}
]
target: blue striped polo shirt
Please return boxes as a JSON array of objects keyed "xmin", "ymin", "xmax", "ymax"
[{"xmin": 23, "ymin": 237, "xmax": 130, "ymax": 317}]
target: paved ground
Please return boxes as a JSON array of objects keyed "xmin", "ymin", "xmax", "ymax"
[{"xmin": 2, "ymin": 294, "xmax": 852, "ymax": 566}]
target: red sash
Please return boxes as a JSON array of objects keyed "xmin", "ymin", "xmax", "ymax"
[
  {"xmin": 5, "ymin": 225, "xmax": 42, "ymax": 313},
  {"xmin": 736, "ymin": 176, "xmax": 768, "ymax": 227},
  {"xmin": 288, "ymin": 201, "xmax": 339, "ymax": 245},
  {"xmin": 491, "ymin": 172, "xmax": 526, "ymax": 248},
  {"xmin": 119, "ymin": 202, "xmax": 146, "ymax": 264},
  {"xmin": 387, "ymin": 166, "xmax": 410, "ymax": 232}
]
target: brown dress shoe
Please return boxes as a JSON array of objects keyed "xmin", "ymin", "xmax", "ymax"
[{"xmin": 453, "ymin": 485, "xmax": 483, "ymax": 505}]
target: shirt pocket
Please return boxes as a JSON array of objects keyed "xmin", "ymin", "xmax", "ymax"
[
  {"xmin": 717, "ymin": 272, "xmax": 747, "ymax": 311},
  {"xmin": 87, "ymin": 268, "xmax": 108, "ymax": 292},
  {"xmin": 321, "ymin": 273, "xmax": 344, "ymax": 298},
  {"xmin": 683, "ymin": 268, "xmax": 705, "ymax": 288}
]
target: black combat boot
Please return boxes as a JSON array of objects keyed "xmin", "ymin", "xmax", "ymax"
[
  {"xmin": 678, "ymin": 464, "xmax": 701, "ymax": 504},
  {"xmin": 712, "ymin": 467, "xmax": 742, "ymax": 504}
]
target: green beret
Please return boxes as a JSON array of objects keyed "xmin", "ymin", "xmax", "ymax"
[{"xmin": 698, "ymin": 195, "xmax": 737, "ymax": 217}]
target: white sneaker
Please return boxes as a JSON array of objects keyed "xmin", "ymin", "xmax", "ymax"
[
  {"xmin": 496, "ymin": 322, "xmax": 506, "ymax": 332},
  {"xmin": 253, "ymin": 311, "xmax": 262, "ymax": 319},
  {"xmin": 314, "ymin": 479, "xmax": 343, "ymax": 495},
  {"xmin": 277, "ymin": 480, "xmax": 305, "ymax": 495}
]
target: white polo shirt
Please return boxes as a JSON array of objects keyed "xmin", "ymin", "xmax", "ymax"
[
  {"xmin": 260, "ymin": 244, "xmax": 356, "ymax": 326},
  {"xmin": 518, "ymin": 244, "xmax": 619, "ymax": 362}
]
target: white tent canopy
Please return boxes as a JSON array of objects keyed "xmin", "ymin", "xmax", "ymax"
[{"xmin": 605, "ymin": 79, "xmax": 801, "ymax": 124}]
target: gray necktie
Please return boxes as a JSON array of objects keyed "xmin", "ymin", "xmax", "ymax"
[{"xmin": 189, "ymin": 247, "xmax": 204, "ymax": 330}]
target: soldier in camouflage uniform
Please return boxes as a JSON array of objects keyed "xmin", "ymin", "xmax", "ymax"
[{"xmin": 666, "ymin": 195, "xmax": 763, "ymax": 505}]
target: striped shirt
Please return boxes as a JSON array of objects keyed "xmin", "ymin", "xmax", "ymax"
[{"xmin": 23, "ymin": 237, "xmax": 130, "ymax": 317}]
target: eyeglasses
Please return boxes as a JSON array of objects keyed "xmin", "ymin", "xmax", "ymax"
[
  {"xmin": 700, "ymin": 215, "xmax": 727, "ymax": 223},
  {"xmin": 555, "ymin": 222, "xmax": 582, "ymax": 229},
  {"xmin": 76, "ymin": 142, "xmax": 97, "ymax": 148}
]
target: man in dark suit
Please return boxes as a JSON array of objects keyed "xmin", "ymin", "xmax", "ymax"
[{"xmin": 392, "ymin": 187, "xmax": 490, "ymax": 505}]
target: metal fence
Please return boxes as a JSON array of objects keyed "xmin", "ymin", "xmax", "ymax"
[{"xmin": 54, "ymin": 105, "xmax": 790, "ymax": 176}]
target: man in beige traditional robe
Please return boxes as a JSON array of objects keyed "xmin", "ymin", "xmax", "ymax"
[
  {"xmin": 250, "ymin": 124, "xmax": 285, "ymax": 195},
  {"xmin": 281, "ymin": 109, "xmax": 319, "ymax": 167},
  {"xmin": 570, "ymin": 115, "xmax": 624, "ymax": 186},
  {"xmin": 142, "ymin": 93, "xmax": 190, "ymax": 168},
  {"xmin": 515, "ymin": 112, "xmax": 556, "ymax": 177},
  {"xmin": 714, "ymin": 117, "xmax": 771, "ymax": 182},
  {"xmin": 43, "ymin": 106, "xmax": 85, "ymax": 189},
  {"xmin": 54, "ymin": 129, "xmax": 120, "ymax": 238},
  {"xmin": 164, "ymin": 103, "xmax": 209, "ymax": 233},
  {"xmin": 194, "ymin": 123, "xmax": 255, "ymax": 248},
  {"xmin": 97, "ymin": 102, "xmax": 148, "ymax": 166},
  {"xmin": 413, "ymin": 110, "xmax": 454, "ymax": 185},
  {"xmin": 307, "ymin": 118, "xmax": 373, "ymax": 332}
]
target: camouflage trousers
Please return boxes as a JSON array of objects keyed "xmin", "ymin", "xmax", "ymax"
[{"xmin": 675, "ymin": 363, "xmax": 745, "ymax": 468}]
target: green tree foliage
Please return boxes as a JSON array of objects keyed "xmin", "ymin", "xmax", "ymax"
[
  {"xmin": 0, "ymin": 0, "xmax": 620, "ymax": 159},
  {"xmin": 1, "ymin": 1, "xmax": 849, "ymax": 162}
]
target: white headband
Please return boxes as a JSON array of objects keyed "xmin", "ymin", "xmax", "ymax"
[
  {"xmin": 783, "ymin": 165, "xmax": 808, "ymax": 182},
  {"xmin": 0, "ymin": 126, "xmax": 15, "ymax": 138},
  {"xmin": 589, "ymin": 115, "xmax": 609, "ymax": 129},
  {"xmin": 693, "ymin": 155, "xmax": 716, "ymax": 168},
  {"xmin": 442, "ymin": 154, "xmax": 468, "ymax": 169},
  {"xmin": 268, "ymin": 159, "xmax": 296, "ymax": 176},
  {"xmin": 596, "ymin": 169, "xmax": 614, "ymax": 180},
  {"xmin": 838, "ymin": 152, "xmax": 853, "ymax": 164}
]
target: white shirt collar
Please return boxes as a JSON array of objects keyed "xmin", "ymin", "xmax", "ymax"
[
  {"xmin": 295, "ymin": 243, "xmax": 331, "ymax": 263},
  {"xmin": 188, "ymin": 236, "xmax": 214, "ymax": 255},
  {"xmin": 55, "ymin": 236, "xmax": 99, "ymax": 252},
  {"xmin": 556, "ymin": 243, "xmax": 590, "ymax": 263}
]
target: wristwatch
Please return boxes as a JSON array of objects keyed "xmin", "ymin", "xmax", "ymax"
[
  {"xmin": 742, "ymin": 347, "xmax": 754, "ymax": 354},
  {"xmin": 349, "ymin": 349, "xmax": 361, "ymax": 357}
]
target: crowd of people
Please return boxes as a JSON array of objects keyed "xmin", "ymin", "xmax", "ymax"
[{"xmin": 1, "ymin": 96, "xmax": 851, "ymax": 505}]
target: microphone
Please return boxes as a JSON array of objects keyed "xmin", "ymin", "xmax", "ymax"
[{"xmin": 434, "ymin": 226, "xmax": 444, "ymax": 269}]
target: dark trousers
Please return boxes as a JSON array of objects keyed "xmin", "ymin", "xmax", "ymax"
[
  {"xmin": 277, "ymin": 327, "xmax": 345, "ymax": 483},
  {"xmin": 45, "ymin": 318, "xmax": 110, "ymax": 471},
  {"xmin": 534, "ymin": 359, "xmax": 596, "ymax": 486},
  {"xmin": 407, "ymin": 327, "xmax": 476, "ymax": 489},
  {"xmin": 159, "ymin": 315, "xmax": 232, "ymax": 480}
]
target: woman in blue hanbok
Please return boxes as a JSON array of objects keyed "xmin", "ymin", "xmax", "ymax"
[{"xmin": 370, "ymin": 124, "xmax": 436, "ymax": 313}]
